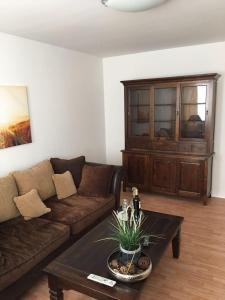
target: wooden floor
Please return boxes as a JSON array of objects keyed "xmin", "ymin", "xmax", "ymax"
[{"xmin": 20, "ymin": 193, "xmax": 225, "ymax": 300}]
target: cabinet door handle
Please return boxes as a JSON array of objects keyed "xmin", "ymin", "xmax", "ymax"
[{"xmin": 176, "ymin": 110, "xmax": 179, "ymax": 115}]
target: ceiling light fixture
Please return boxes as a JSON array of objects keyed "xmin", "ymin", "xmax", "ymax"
[{"xmin": 101, "ymin": 0, "xmax": 168, "ymax": 12}]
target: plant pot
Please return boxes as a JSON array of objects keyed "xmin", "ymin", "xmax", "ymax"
[{"xmin": 119, "ymin": 244, "xmax": 141, "ymax": 265}]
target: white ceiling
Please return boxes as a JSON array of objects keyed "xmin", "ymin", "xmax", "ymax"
[{"xmin": 0, "ymin": 0, "xmax": 225, "ymax": 57}]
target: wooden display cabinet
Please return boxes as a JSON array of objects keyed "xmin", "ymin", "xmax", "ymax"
[{"xmin": 122, "ymin": 74, "xmax": 220, "ymax": 204}]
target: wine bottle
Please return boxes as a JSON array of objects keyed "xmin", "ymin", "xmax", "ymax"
[{"xmin": 132, "ymin": 187, "xmax": 140, "ymax": 223}]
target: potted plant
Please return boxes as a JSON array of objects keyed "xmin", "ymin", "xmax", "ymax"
[{"xmin": 104, "ymin": 208, "xmax": 145, "ymax": 265}]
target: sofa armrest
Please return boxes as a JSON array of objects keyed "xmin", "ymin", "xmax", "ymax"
[
  {"xmin": 110, "ymin": 165, "xmax": 124, "ymax": 210},
  {"xmin": 86, "ymin": 162, "xmax": 124, "ymax": 209}
]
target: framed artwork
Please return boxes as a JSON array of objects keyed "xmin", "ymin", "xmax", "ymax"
[{"xmin": 0, "ymin": 86, "xmax": 32, "ymax": 149}]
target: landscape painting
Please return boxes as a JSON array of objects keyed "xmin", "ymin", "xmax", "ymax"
[{"xmin": 0, "ymin": 86, "xmax": 32, "ymax": 149}]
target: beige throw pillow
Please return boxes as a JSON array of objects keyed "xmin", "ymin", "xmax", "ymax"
[
  {"xmin": 14, "ymin": 189, "xmax": 51, "ymax": 221},
  {"xmin": 12, "ymin": 160, "xmax": 56, "ymax": 200},
  {"xmin": 52, "ymin": 171, "xmax": 77, "ymax": 200},
  {"xmin": 0, "ymin": 175, "xmax": 20, "ymax": 223}
]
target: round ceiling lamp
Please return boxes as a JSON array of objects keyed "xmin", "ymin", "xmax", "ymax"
[{"xmin": 101, "ymin": 0, "xmax": 168, "ymax": 12}]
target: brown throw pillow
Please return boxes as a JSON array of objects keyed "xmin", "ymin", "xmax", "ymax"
[
  {"xmin": 12, "ymin": 160, "xmax": 56, "ymax": 200},
  {"xmin": 78, "ymin": 165, "xmax": 114, "ymax": 197},
  {"xmin": 50, "ymin": 156, "xmax": 85, "ymax": 188},
  {"xmin": 52, "ymin": 171, "xmax": 77, "ymax": 200},
  {"xmin": 14, "ymin": 189, "xmax": 51, "ymax": 221}
]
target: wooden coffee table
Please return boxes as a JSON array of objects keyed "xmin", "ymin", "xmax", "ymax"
[{"xmin": 45, "ymin": 210, "xmax": 183, "ymax": 300}]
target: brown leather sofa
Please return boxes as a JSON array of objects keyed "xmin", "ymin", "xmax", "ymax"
[{"xmin": 0, "ymin": 157, "xmax": 123, "ymax": 300}]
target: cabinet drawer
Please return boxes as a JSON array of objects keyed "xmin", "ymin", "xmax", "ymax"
[
  {"xmin": 151, "ymin": 142, "xmax": 177, "ymax": 152},
  {"xmin": 127, "ymin": 138, "xmax": 150, "ymax": 149},
  {"xmin": 191, "ymin": 143, "xmax": 207, "ymax": 154},
  {"xmin": 178, "ymin": 143, "xmax": 191, "ymax": 152},
  {"xmin": 178, "ymin": 143, "xmax": 207, "ymax": 154}
]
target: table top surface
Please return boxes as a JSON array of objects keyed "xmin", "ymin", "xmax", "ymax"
[{"xmin": 45, "ymin": 210, "xmax": 183, "ymax": 300}]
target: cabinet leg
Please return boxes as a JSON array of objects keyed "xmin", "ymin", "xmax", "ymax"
[
  {"xmin": 203, "ymin": 196, "xmax": 208, "ymax": 205},
  {"xmin": 172, "ymin": 229, "xmax": 181, "ymax": 259}
]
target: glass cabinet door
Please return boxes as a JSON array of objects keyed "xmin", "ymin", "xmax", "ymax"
[
  {"xmin": 180, "ymin": 84, "xmax": 207, "ymax": 139},
  {"xmin": 128, "ymin": 88, "xmax": 150, "ymax": 137},
  {"xmin": 153, "ymin": 87, "xmax": 177, "ymax": 140}
]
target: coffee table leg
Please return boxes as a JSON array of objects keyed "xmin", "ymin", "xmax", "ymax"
[
  {"xmin": 172, "ymin": 228, "xmax": 181, "ymax": 259},
  {"xmin": 48, "ymin": 275, "xmax": 64, "ymax": 300},
  {"xmin": 49, "ymin": 288, "xmax": 63, "ymax": 300}
]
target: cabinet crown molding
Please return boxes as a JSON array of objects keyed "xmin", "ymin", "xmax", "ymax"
[{"xmin": 121, "ymin": 73, "xmax": 220, "ymax": 86}]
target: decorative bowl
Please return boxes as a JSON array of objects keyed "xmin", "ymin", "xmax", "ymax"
[{"xmin": 107, "ymin": 250, "xmax": 152, "ymax": 283}]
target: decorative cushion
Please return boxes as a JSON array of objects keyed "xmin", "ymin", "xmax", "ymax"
[
  {"xmin": 52, "ymin": 171, "xmax": 77, "ymax": 200},
  {"xmin": 14, "ymin": 189, "xmax": 51, "ymax": 220},
  {"xmin": 12, "ymin": 160, "xmax": 56, "ymax": 200},
  {"xmin": 78, "ymin": 164, "xmax": 114, "ymax": 197},
  {"xmin": 50, "ymin": 156, "xmax": 85, "ymax": 188},
  {"xmin": 0, "ymin": 175, "xmax": 20, "ymax": 223}
]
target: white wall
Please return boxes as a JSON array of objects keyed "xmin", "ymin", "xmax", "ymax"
[
  {"xmin": 103, "ymin": 42, "xmax": 225, "ymax": 198},
  {"xmin": 0, "ymin": 32, "xmax": 106, "ymax": 176}
]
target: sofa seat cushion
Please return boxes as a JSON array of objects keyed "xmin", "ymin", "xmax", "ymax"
[
  {"xmin": 0, "ymin": 253, "xmax": 5, "ymax": 266},
  {"xmin": 0, "ymin": 217, "xmax": 69, "ymax": 292},
  {"xmin": 43, "ymin": 194, "xmax": 115, "ymax": 235}
]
